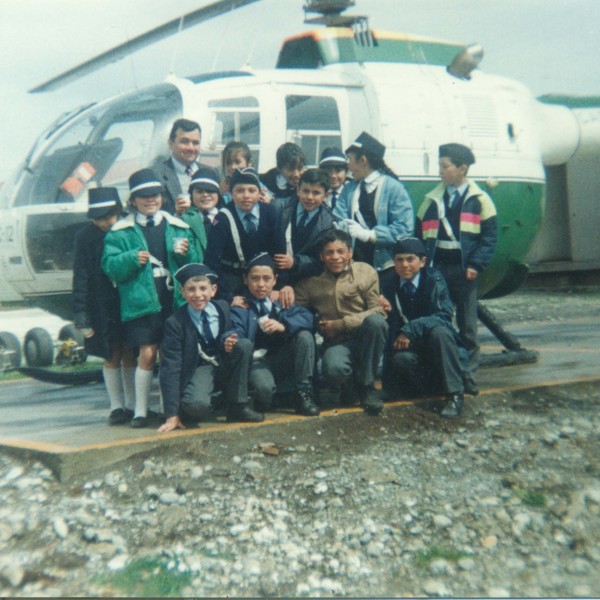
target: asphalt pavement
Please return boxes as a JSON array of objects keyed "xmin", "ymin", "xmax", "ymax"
[{"xmin": 0, "ymin": 311, "xmax": 598, "ymax": 481}]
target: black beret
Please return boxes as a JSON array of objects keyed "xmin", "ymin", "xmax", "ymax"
[
  {"xmin": 244, "ymin": 252, "xmax": 277, "ymax": 274},
  {"xmin": 128, "ymin": 168, "xmax": 163, "ymax": 197},
  {"xmin": 319, "ymin": 146, "xmax": 348, "ymax": 168},
  {"xmin": 393, "ymin": 237, "xmax": 426, "ymax": 257},
  {"xmin": 439, "ymin": 143, "xmax": 475, "ymax": 166},
  {"xmin": 87, "ymin": 187, "xmax": 122, "ymax": 219},
  {"xmin": 346, "ymin": 131, "xmax": 386, "ymax": 160},
  {"xmin": 229, "ymin": 167, "xmax": 261, "ymax": 190},
  {"xmin": 175, "ymin": 263, "xmax": 218, "ymax": 286},
  {"xmin": 189, "ymin": 168, "xmax": 220, "ymax": 194}
]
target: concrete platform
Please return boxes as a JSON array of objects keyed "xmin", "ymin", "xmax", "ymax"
[{"xmin": 1, "ymin": 314, "xmax": 598, "ymax": 481}]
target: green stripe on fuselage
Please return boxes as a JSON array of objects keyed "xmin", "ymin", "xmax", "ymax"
[{"xmin": 403, "ymin": 180, "xmax": 545, "ymax": 298}]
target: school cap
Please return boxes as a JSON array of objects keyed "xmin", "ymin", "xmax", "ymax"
[
  {"xmin": 244, "ymin": 252, "xmax": 277, "ymax": 274},
  {"xmin": 87, "ymin": 187, "xmax": 122, "ymax": 219},
  {"xmin": 319, "ymin": 146, "xmax": 348, "ymax": 168},
  {"xmin": 175, "ymin": 263, "xmax": 218, "ymax": 286},
  {"xmin": 189, "ymin": 168, "xmax": 220, "ymax": 194},
  {"xmin": 345, "ymin": 131, "xmax": 386, "ymax": 160},
  {"xmin": 439, "ymin": 143, "xmax": 476, "ymax": 166},
  {"xmin": 393, "ymin": 237, "xmax": 426, "ymax": 257},
  {"xmin": 229, "ymin": 167, "xmax": 261, "ymax": 190},
  {"xmin": 129, "ymin": 168, "xmax": 163, "ymax": 197}
]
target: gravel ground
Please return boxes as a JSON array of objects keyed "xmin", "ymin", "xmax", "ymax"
[{"xmin": 0, "ymin": 287, "xmax": 599, "ymax": 597}]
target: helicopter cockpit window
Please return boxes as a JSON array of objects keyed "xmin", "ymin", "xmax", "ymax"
[
  {"xmin": 208, "ymin": 97, "xmax": 260, "ymax": 166},
  {"xmin": 15, "ymin": 84, "xmax": 182, "ymax": 275},
  {"xmin": 14, "ymin": 84, "xmax": 182, "ymax": 209},
  {"xmin": 285, "ymin": 95, "xmax": 342, "ymax": 165},
  {"xmin": 101, "ymin": 120, "xmax": 155, "ymax": 192}
]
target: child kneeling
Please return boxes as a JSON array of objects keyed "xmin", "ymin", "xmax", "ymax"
[
  {"xmin": 158, "ymin": 263, "xmax": 264, "ymax": 433},
  {"xmin": 229, "ymin": 253, "xmax": 319, "ymax": 417}
]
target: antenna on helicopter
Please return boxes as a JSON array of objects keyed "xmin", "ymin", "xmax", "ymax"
[{"xmin": 303, "ymin": 0, "xmax": 376, "ymax": 46}]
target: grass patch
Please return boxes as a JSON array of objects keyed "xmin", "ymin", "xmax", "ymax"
[
  {"xmin": 98, "ymin": 555, "xmax": 192, "ymax": 597},
  {"xmin": 414, "ymin": 545, "xmax": 470, "ymax": 567},
  {"xmin": 515, "ymin": 488, "xmax": 547, "ymax": 508}
]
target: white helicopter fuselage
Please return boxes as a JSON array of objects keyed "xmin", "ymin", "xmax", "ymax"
[{"xmin": 0, "ymin": 32, "xmax": 596, "ymax": 315}]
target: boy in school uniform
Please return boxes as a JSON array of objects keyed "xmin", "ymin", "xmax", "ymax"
[
  {"xmin": 318, "ymin": 146, "xmax": 349, "ymax": 211},
  {"xmin": 158, "ymin": 263, "xmax": 264, "ymax": 433},
  {"xmin": 274, "ymin": 168, "xmax": 336, "ymax": 287},
  {"xmin": 295, "ymin": 230, "xmax": 388, "ymax": 416},
  {"xmin": 415, "ymin": 143, "xmax": 497, "ymax": 395},
  {"xmin": 175, "ymin": 167, "xmax": 224, "ymax": 261},
  {"xmin": 204, "ymin": 167, "xmax": 286, "ymax": 302},
  {"xmin": 227, "ymin": 253, "xmax": 320, "ymax": 417},
  {"xmin": 260, "ymin": 142, "xmax": 305, "ymax": 212},
  {"xmin": 379, "ymin": 238, "xmax": 467, "ymax": 418},
  {"xmin": 72, "ymin": 187, "xmax": 136, "ymax": 425},
  {"xmin": 102, "ymin": 169, "xmax": 199, "ymax": 428}
]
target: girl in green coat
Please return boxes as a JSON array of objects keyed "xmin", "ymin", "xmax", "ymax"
[{"xmin": 102, "ymin": 169, "xmax": 198, "ymax": 428}]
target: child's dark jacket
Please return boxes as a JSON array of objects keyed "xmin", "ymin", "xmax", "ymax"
[
  {"xmin": 204, "ymin": 203, "xmax": 285, "ymax": 278},
  {"xmin": 159, "ymin": 300, "xmax": 231, "ymax": 419},
  {"xmin": 380, "ymin": 266, "xmax": 461, "ymax": 351},
  {"xmin": 415, "ymin": 180, "xmax": 497, "ymax": 273},
  {"xmin": 227, "ymin": 293, "xmax": 314, "ymax": 346},
  {"xmin": 278, "ymin": 197, "xmax": 336, "ymax": 284}
]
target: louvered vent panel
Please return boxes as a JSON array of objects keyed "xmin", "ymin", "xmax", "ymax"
[{"xmin": 464, "ymin": 95, "xmax": 499, "ymax": 138}]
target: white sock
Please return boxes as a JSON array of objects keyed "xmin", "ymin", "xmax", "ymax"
[
  {"xmin": 121, "ymin": 366, "xmax": 136, "ymax": 411},
  {"xmin": 134, "ymin": 368, "xmax": 154, "ymax": 418},
  {"xmin": 103, "ymin": 366, "xmax": 124, "ymax": 412}
]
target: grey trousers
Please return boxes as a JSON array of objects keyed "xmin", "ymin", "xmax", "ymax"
[
  {"xmin": 249, "ymin": 330, "xmax": 315, "ymax": 409},
  {"xmin": 383, "ymin": 325, "xmax": 465, "ymax": 398},
  {"xmin": 321, "ymin": 313, "xmax": 388, "ymax": 388},
  {"xmin": 181, "ymin": 337, "xmax": 252, "ymax": 420},
  {"xmin": 437, "ymin": 263, "xmax": 479, "ymax": 373}
]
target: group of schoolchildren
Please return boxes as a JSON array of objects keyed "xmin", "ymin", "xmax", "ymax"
[{"xmin": 72, "ymin": 117, "xmax": 497, "ymax": 433}]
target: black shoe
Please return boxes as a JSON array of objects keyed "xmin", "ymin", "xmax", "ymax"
[
  {"xmin": 130, "ymin": 416, "xmax": 148, "ymax": 428},
  {"xmin": 360, "ymin": 386, "xmax": 383, "ymax": 416},
  {"xmin": 295, "ymin": 388, "xmax": 320, "ymax": 417},
  {"xmin": 464, "ymin": 376, "xmax": 479, "ymax": 396},
  {"xmin": 441, "ymin": 393, "xmax": 464, "ymax": 418},
  {"xmin": 108, "ymin": 408, "xmax": 130, "ymax": 426},
  {"xmin": 338, "ymin": 381, "xmax": 359, "ymax": 407},
  {"xmin": 226, "ymin": 405, "xmax": 265, "ymax": 423}
]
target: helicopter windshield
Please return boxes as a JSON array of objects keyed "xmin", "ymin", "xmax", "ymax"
[{"xmin": 12, "ymin": 84, "xmax": 182, "ymax": 208}]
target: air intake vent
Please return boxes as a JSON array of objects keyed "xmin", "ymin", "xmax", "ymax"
[{"xmin": 464, "ymin": 95, "xmax": 499, "ymax": 138}]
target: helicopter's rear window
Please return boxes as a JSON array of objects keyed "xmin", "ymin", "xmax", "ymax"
[{"xmin": 285, "ymin": 95, "xmax": 342, "ymax": 165}]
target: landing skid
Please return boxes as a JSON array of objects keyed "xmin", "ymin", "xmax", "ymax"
[{"xmin": 478, "ymin": 302, "xmax": 539, "ymax": 368}]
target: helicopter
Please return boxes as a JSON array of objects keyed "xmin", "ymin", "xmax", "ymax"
[{"xmin": 0, "ymin": 0, "xmax": 598, "ymax": 369}]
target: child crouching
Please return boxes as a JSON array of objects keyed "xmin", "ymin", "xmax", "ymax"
[{"xmin": 158, "ymin": 263, "xmax": 264, "ymax": 433}]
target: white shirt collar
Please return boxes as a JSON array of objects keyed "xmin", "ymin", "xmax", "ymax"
[
  {"xmin": 171, "ymin": 155, "xmax": 197, "ymax": 175},
  {"xmin": 135, "ymin": 211, "xmax": 164, "ymax": 227},
  {"xmin": 362, "ymin": 169, "xmax": 383, "ymax": 194},
  {"xmin": 400, "ymin": 272, "xmax": 421, "ymax": 289}
]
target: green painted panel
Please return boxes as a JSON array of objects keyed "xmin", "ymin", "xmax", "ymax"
[
  {"xmin": 318, "ymin": 37, "xmax": 462, "ymax": 66},
  {"xmin": 277, "ymin": 33, "xmax": 463, "ymax": 69},
  {"xmin": 538, "ymin": 95, "xmax": 600, "ymax": 109}
]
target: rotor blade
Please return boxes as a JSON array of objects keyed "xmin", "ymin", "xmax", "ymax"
[{"xmin": 29, "ymin": 0, "xmax": 261, "ymax": 93}]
